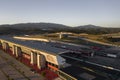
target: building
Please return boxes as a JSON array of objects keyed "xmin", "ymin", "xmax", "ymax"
[
  {"xmin": 0, "ymin": 36, "xmax": 76, "ymax": 80},
  {"xmin": 1, "ymin": 36, "xmax": 120, "ymax": 80}
]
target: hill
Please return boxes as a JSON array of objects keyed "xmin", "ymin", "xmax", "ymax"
[
  {"xmin": 75, "ymin": 24, "xmax": 102, "ymax": 29},
  {"xmin": 0, "ymin": 22, "xmax": 120, "ymax": 35},
  {"xmin": 0, "ymin": 23, "xmax": 70, "ymax": 30}
]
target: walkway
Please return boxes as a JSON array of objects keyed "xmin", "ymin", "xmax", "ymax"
[{"xmin": 0, "ymin": 50, "xmax": 45, "ymax": 80}]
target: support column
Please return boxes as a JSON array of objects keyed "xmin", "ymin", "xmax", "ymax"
[
  {"xmin": 0, "ymin": 41, "xmax": 2, "ymax": 49},
  {"xmin": 15, "ymin": 46, "xmax": 22, "ymax": 57},
  {"xmin": 37, "ymin": 54, "xmax": 46, "ymax": 69},
  {"xmin": 30, "ymin": 51, "xmax": 37, "ymax": 65},
  {"xmin": 2, "ymin": 42, "xmax": 5, "ymax": 50},
  {"xmin": 37, "ymin": 54, "xmax": 41, "ymax": 69},
  {"xmin": 6, "ymin": 43, "xmax": 9, "ymax": 50},
  {"xmin": 13, "ymin": 45, "xmax": 16, "ymax": 55},
  {"xmin": 40, "ymin": 55, "xmax": 46, "ymax": 69},
  {"xmin": 2, "ymin": 42, "xmax": 9, "ymax": 51}
]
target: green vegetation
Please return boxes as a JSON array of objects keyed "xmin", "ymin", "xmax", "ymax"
[
  {"xmin": 27, "ymin": 32, "xmax": 120, "ymax": 46},
  {"xmin": 0, "ymin": 23, "xmax": 120, "ymax": 35}
]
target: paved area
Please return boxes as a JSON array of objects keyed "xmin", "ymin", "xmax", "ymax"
[
  {"xmin": 0, "ymin": 70, "xmax": 7, "ymax": 80},
  {"xmin": 61, "ymin": 55, "xmax": 120, "ymax": 80},
  {"xmin": 0, "ymin": 50, "xmax": 45, "ymax": 80},
  {"xmin": 88, "ymin": 56, "xmax": 120, "ymax": 70},
  {"xmin": 60, "ymin": 57, "xmax": 107, "ymax": 80},
  {"xmin": 0, "ymin": 53, "xmax": 26, "ymax": 80}
]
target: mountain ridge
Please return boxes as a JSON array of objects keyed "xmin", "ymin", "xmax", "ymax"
[
  {"xmin": 0, "ymin": 22, "xmax": 104, "ymax": 29},
  {"xmin": 75, "ymin": 24, "xmax": 102, "ymax": 29},
  {"xmin": 0, "ymin": 22, "xmax": 119, "ymax": 35}
]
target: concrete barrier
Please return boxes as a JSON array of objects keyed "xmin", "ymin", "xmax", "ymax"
[{"xmin": 13, "ymin": 36, "xmax": 49, "ymax": 42}]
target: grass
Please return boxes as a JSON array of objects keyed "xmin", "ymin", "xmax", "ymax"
[{"xmin": 24, "ymin": 33, "xmax": 120, "ymax": 46}]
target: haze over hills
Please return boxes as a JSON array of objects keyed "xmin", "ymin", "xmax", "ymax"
[
  {"xmin": 0, "ymin": 22, "xmax": 103, "ymax": 30},
  {"xmin": 0, "ymin": 23, "xmax": 70, "ymax": 30},
  {"xmin": 0, "ymin": 22, "xmax": 119, "ymax": 35},
  {"xmin": 75, "ymin": 24, "xmax": 102, "ymax": 29}
]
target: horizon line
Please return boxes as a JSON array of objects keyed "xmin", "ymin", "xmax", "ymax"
[{"xmin": 0, "ymin": 22, "xmax": 119, "ymax": 28}]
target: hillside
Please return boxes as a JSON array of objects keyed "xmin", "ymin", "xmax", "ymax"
[
  {"xmin": 0, "ymin": 22, "xmax": 120, "ymax": 35},
  {"xmin": 75, "ymin": 24, "xmax": 102, "ymax": 29},
  {"xmin": 0, "ymin": 23, "xmax": 70, "ymax": 30}
]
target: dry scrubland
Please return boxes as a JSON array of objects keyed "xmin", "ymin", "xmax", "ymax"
[{"xmin": 26, "ymin": 33, "xmax": 120, "ymax": 46}]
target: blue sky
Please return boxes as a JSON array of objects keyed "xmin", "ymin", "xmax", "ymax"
[{"xmin": 0, "ymin": 0, "xmax": 120, "ymax": 27}]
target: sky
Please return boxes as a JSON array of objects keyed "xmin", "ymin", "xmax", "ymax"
[{"xmin": 0, "ymin": 0, "xmax": 120, "ymax": 27}]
